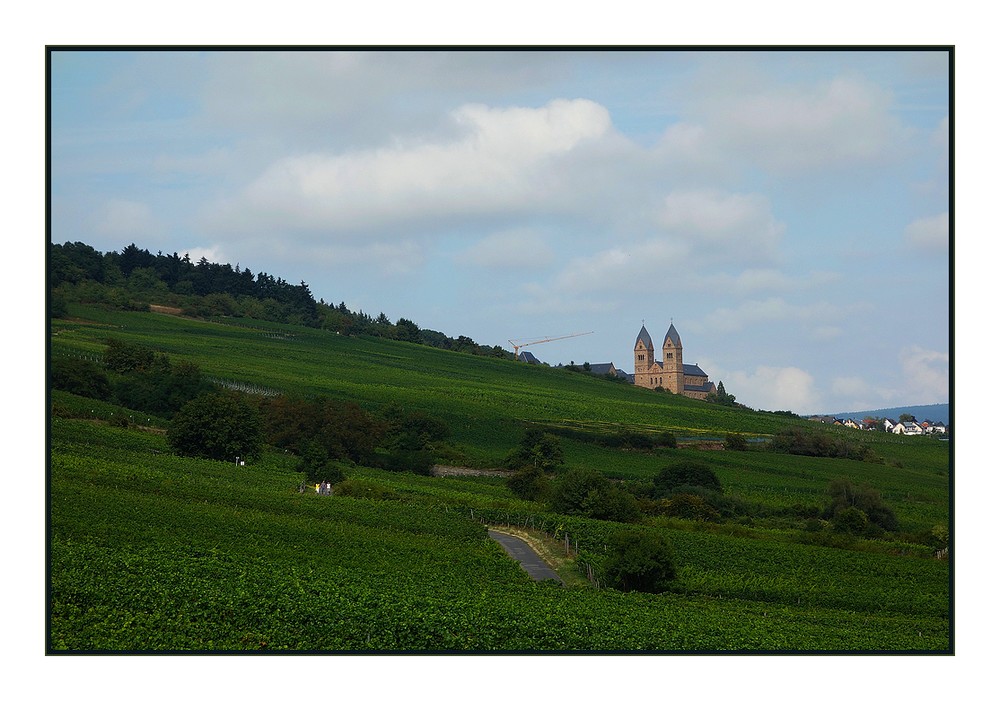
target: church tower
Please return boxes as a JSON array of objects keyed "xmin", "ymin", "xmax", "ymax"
[
  {"xmin": 662, "ymin": 323, "xmax": 684, "ymax": 394},
  {"xmin": 634, "ymin": 324, "xmax": 655, "ymax": 385}
]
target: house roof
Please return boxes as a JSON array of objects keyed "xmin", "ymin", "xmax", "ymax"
[
  {"xmin": 586, "ymin": 362, "xmax": 617, "ymax": 375},
  {"xmin": 663, "ymin": 323, "xmax": 682, "ymax": 347},
  {"xmin": 683, "ymin": 363, "xmax": 707, "ymax": 377},
  {"xmin": 635, "ymin": 325, "xmax": 654, "ymax": 350},
  {"xmin": 519, "ymin": 351, "xmax": 541, "ymax": 364},
  {"xmin": 684, "ymin": 382, "xmax": 714, "ymax": 393}
]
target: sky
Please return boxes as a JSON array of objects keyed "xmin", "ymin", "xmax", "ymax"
[{"xmin": 48, "ymin": 48, "xmax": 951, "ymax": 415}]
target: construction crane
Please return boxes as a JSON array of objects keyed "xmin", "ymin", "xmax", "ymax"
[{"xmin": 508, "ymin": 331, "xmax": 594, "ymax": 361}]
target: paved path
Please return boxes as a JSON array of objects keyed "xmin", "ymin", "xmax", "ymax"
[{"xmin": 488, "ymin": 530, "xmax": 563, "ymax": 584}]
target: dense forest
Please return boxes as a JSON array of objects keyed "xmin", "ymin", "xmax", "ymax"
[{"xmin": 49, "ymin": 241, "xmax": 512, "ymax": 359}]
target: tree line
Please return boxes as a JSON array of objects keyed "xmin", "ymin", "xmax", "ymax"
[
  {"xmin": 50, "ymin": 241, "xmax": 511, "ymax": 359},
  {"xmin": 51, "ymin": 338, "xmax": 453, "ymax": 486}
]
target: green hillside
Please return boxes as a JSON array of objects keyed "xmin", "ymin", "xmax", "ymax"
[{"xmin": 48, "ymin": 304, "xmax": 952, "ymax": 651}]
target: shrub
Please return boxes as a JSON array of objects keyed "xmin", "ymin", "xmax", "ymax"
[
  {"xmin": 825, "ymin": 478, "xmax": 899, "ymax": 532},
  {"xmin": 167, "ymin": 391, "xmax": 264, "ymax": 462},
  {"xmin": 380, "ymin": 404, "xmax": 450, "ymax": 451},
  {"xmin": 601, "ymin": 530, "xmax": 677, "ymax": 593},
  {"xmin": 261, "ymin": 395, "xmax": 385, "ymax": 465},
  {"xmin": 658, "ymin": 432, "xmax": 678, "ymax": 449},
  {"xmin": 331, "ymin": 480, "xmax": 399, "ymax": 500},
  {"xmin": 504, "ymin": 427, "xmax": 564, "ymax": 472},
  {"xmin": 298, "ymin": 440, "xmax": 346, "ymax": 484},
  {"xmin": 772, "ymin": 427, "xmax": 876, "ymax": 462},
  {"xmin": 724, "ymin": 433, "xmax": 748, "ymax": 451},
  {"xmin": 832, "ymin": 506, "xmax": 869, "ymax": 536},
  {"xmin": 652, "ymin": 461, "xmax": 722, "ymax": 498},
  {"xmin": 549, "ymin": 467, "xmax": 640, "ymax": 522},
  {"xmin": 104, "ymin": 338, "xmax": 157, "ymax": 373},
  {"xmin": 506, "ymin": 465, "xmax": 550, "ymax": 501},
  {"xmin": 50, "ymin": 356, "xmax": 112, "ymax": 400},
  {"xmin": 662, "ymin": 493, "xmax": 721, "ymax": 522}
]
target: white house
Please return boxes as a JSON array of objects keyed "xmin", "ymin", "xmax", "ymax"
[{"xmin": 892, "ymin": 421, "xmax": 925, "ymax": 436}]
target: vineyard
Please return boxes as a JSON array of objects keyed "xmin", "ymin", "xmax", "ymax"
[{"xmin": 48, "ymin": 304, "xmax": 952, "ymax": 651}]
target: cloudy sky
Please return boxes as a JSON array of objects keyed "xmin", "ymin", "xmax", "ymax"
[{"xmin": 49, "ymin": 48, "xmax": 950, "ymax": 415}]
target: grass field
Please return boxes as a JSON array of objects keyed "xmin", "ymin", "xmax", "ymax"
[{"xmin": 48, "ymin": 305, "xmax": 952, "ymax": 651}]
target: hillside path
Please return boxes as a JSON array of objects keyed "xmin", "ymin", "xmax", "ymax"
[{"xmin": 488, "ymin": 530, "xmax": 563, "ymax": 584}]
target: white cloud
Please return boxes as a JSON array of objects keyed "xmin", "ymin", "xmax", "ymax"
[
  {"xmin": 899, "ymin": 345, "xmax": 949, "ymax": 403},
  {"xmin": 182, "ymin": 246, "xmax": 223, "ymax": 263},
  {"xmin": 657, "ymin": 189, "xmax": 785, "ymax": 263},
  {"xmin": 903, "ymin": 212, "xmax": 948, "ymax": 252},
  {"xmin": 455, "ymin": 228, "xmax": 554, "ymax": 269},
  {"xmin": 695, "ymin": 76, "xmax": 901, "ymax": 173},
  {"xmin": 725, "ymin": 365, "xmax": 819, "ymax": 414},
  {"xmin": 211, "ymin": 98, "xmax": 616, "ymax": 236},
  {"xmin": 697, "ymin": 297, "xmax": 842, "ymax": 335},
  {"xmin": 699, "ymin": 268, "xmax": 840, "ymax": 296},
  {"xmin": 95, "ymin": 199, "xmax": 160, "ymax": 238}
]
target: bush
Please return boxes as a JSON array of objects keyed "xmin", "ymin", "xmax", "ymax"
[
  {"xmin": 378, "ymin": 449, "xmax": 435, "ymax": 476},
  {"xmin": 772, "ymin": 427, "xmax": 876, "ymax": 462},
  {"xmin": 331, "ymin": 480, "xmax": 399, "ymax": 500},
  {"xmin": 550, "ymin": 467, "xmax": 640, "ymax": 522},
  {"xmin": 825, "ymin": 478, "xmax": 899, "ymax": 532},
  {"xmin": 601, "ymin": 530, "xmax": 677, "ymax": 593},
  {"xmin": 724, "ymin": 433, "xmax": 748, "ymax": 451},
  {"xmin": 506, "ymin": 465, "xmax": 550, "ymax": 501},
  {"xmin": 832, "ymin": 506, "xmax": 869, "ymax": 536},
  {"xmin": 167, "ymin": 391, "xmax": 264, "ymax": 462},
  {"xmin": 504, "ymin": 427, "xmax": 564, "ymax": 471},
  {"xmin": 298, "ymin": 440, "xmax": 346, "ymax": 484},
  {"xmin": 380, "ymin": 404, "xmax": 450, "ymax": 452},
  {"xmin": 662, "ymin": 493, "xmax": 721, "ymax": 522},
  {"xmin": 50, "ymin": 356, "xmax": 112, "ymax": 400},
  {"xmin": 652, "ymin": 461, "xmax": 722, "ymax": 498},
  {"xmin": 104, "ymin": 338, "xmax": 157, "ymax": 373},
  {"xmin": 261, "ymin": 395, "xmax": 385, "ymax": 465},
  {"xmin": 113, "ymin": 358, "xmax": 216, "ymax": 418}
]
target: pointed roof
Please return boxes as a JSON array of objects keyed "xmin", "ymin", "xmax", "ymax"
[
  {"xmin": 663, "ymin": 323, "xmax": 682, "ymax": 347},
  {"xmin": 635, "ymin": 324, "xmax": 654, "ymax": 350}
]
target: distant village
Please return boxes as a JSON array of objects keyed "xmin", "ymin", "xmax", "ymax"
[{"xmin": 806, "ymin": 415, "xmax": 949, "ymax": 436}]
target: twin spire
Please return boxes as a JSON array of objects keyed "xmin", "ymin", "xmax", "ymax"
[{"xmin": 635, "ymin": 322, "xmax": 682, "ymax": 350}]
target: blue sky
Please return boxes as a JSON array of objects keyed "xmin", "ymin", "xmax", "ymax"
[{"xmin": 49, "ymin": 48, "xmax": 951, "ymax": 415}]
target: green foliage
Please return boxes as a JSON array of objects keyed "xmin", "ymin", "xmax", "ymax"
[
  {"xmin": 506, "ymin": 464, "xmax": 550, "ymax": 501},
  {"xmin": 772, "ymin": 427, "xmax": 876, "ymax": 462},
  {"xmin": 662, "ymin": 493, "xmax": 722, "ymax": 522},
  {"xmin": 724, "ymin": 433, "xmax": 748, "ymax": 451},
  {"xmin": 298, "ymin": 440, "xmax": 346, "ymax": 484},
  {"xmin": 832, "ymin": 507, "xmax": 870, "ymax": 536},
  {"xmin": 653, "ymin": 461, "xmax": 723, "ymax": 498},
  {"xmin": 600, "ymin": 530, "xmax": 677, "ymax": 594},
  {"xmin": 380, "ymin": 404, "xmax": 450, "ymax": 451},
  {"xmin": 113, "ymin": 358, "xmax": 216, "ymax": 418},
  {"xmin": 167, "ymin": 391, "xmax": 264, "ymax": 462},
  {"xmin": 544, "ymin": 426, "xmax": 676, "ymax": 451},
  {"xmin": 550, "ymin": 467, "xmax": 640, "ymax": 522},
  {"xmin": 376, "ymin": 449, "xmax": 436, "ymax": 476},
  {"xmin": 505, "ymin": 427, "xmax": 564, "ymax": 471},
  {"xmin": 826, "ymin": 478, "xmax": 899, "ymax": 532},
  {"xmin": 260, "ymin": 395, "xmax": 385, "ymax": 465},
  {"xmin": 50, "ymin": 290, "xmax": 69, "ymax": 318},
  {"xmin": 707, "ymin": 380, "xmax": 737, "ymax": 406},
  {"xmin": 50, "ymin": 356, "xmax": 112, "ymax": 400},
  {"xmin": 49, "ymin": 418, "xmax": 951, "ymax": 651},
  {"xmin": 104, "ymin": 338, "xmax": 157, "ymax": 373}
]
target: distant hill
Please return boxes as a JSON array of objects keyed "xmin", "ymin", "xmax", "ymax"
[{"xmin": 820, "ymin": 403, "xmax": 950, "ymax": 425}]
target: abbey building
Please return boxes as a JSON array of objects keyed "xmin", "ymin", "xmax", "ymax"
[{"xmin": 634, "ymin": 323, "xmax": 716, "ymax": 400}]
